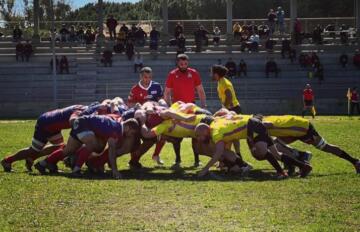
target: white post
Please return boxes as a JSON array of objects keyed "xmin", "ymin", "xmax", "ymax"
[
  {"xmin": 50, "ymin": 0, "xmax": 57, "ymax": 108},
  {"xmin": 32, "ymin": 0, "xmax": 40, "ymax": 43},
  {"xmin": 356, "ymin": 0, "xmax": 360, "ymax": 36},
  {"xmin": 161, "ymin": 0, "xmax": 168, "ymax": 50},
  {"xmin": 226, "ymin": 0, "xmax": 233, "ymax": 40},
  {"xmin": 290, "ymin": 0, "xmax": 297, "ymax": 34},
  {"xmin": 96, "ymin": 0, "xmax": 105, "ymax": 55}
]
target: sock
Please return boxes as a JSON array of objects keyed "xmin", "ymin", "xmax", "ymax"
[
  {"xmin": 75, "ymin": 146, "xmax": 92, "ymax": 168},
  {"xmin": 235, "ymin": 157, "xmax": 247, "ymax": 168},
  {"xmin": 4, "ymin": 156, "xmax": 15, "ymax": 164},
  {"xmin": 89, "ymin": 149, "xmax": 109, "ymax": 169},
  {"xmin": 130, "ymin": 152, "xmax": 140, "ymax": 162},
  {"xmin": 337, "ymin": 151, "xmax": 358, "ymax": 165},
  {"xmin": 281, "ymin": 154, "xmax": 306, "ymax": 169},
  {"xmin": 152, "ymin": 140, "xmax": 165, "ymax": 158},
  {"xmin": 265, "ymin": 152, "xmax": 283, "ymax": 173},
  {"xmin": 45, "ymin": 149, "xmax": 65, "ymax": 164}
]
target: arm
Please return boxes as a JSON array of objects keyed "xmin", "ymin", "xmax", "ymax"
[
  {"xmin": 164, "ymin": 87, "xmax": 172, "ymax": 106},
  {"xmin": 198, "ymin": 141, "xmax": 225, "ymax": 177},
  {"xmin": 224, "ymin": 89, "xmax": 234, "ymax": 108},
  {"xmin": 108, "ymin": 138, "xmax": 121, "ymax": 179},
  {"xmin": 141, "ymin": 124, "xmax": 157, "ymax": 139},
  {"xmin": 196, "ymin": 84, "xmax": 207, "ymax": 108}
]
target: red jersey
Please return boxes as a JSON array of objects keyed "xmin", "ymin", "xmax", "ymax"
[
  {"xmin": 128, "ymin": 81, "xmax": 163, "ymax": 105},
  {"xmin": 351, "ymin": 91, "xmax": 359, "ymax": 102},
  {"xmin": 165, "ymin": 68, "xmax": 202, "ymax": 103},
  {"xmin": 303, "ymin": 89, "xmax": 314, "ymax": 101}
]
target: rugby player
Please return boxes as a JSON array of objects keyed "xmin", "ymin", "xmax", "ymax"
[
  {"xmin": 35, "ymin": 115, "xmax": 139, "ymax": 179},
  {"xmin": 1, "ymin": 104, "xmax": 87, "ymax": 172}
]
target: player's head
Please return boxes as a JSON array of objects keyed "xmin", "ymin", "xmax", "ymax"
[
  {"xmin": 140, "ymin": 67, "xmax": 152, "ymax": 86},
  {"xmin": 195, "ymin": 123, "xmax": 211, "ymax": 143},
  {"xmin": 176, "ymin": 54, "xmax": 189, "ymax": 72},
  {"xmin": 134, "ymin": 109, "xmax": 146, "ymax": 125},
  {"xmin": 211, "ymin": 65, "xmax": 228, "ymax": 81},
  {"xmin": 158, "ymin": 99, "xmax": 168, "ymax": 107},
  {"xmin": 306, "ymin": 84, "xmax": 311, "ymax": 89},
  {"xmin": 123, "ymin": 118, "xmax": 140, "ymax": 137}
]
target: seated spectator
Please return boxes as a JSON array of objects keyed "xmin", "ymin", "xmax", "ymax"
[
  {"xmin": 238, "ymin": 59, "xmax": 247, "ymax": 77},
  {"xmin": 294, "ymin": 18, "xmax": 302, "ymax": 45},
  {"xmin": 150, "ymin": 27, "xmax": 160, "ymax": 50},
  {"xmin": 312, "ymin": 25, "xmax": 323, "ymax": 44},
  {"xmin": 106, "ymin": 15, "xmax": 118, "ymax": 40},
  {"xmin": 265, "ymin": 38, "xmax": 276, "ymax": 52},
  {"xmin": 174, "ymin": 22, "xmax": 184, "ymax": 39},
  {"xmin": 265, "ymin": 58, "xmax": 279, "ymax": 78},
  {"xmin": 59, "ymin": 55, "xmax": 70, "ymax": 74},
  {"xmin": 233, "ymin": 22, "xmax": 242, "ymax": 40},
  {"xmin": 13, "ymin": 25, "xmax": 22, "ymax": 41},
  {"xmin": 23, "ymin": 40, "xmax": 33, "ymax": 62},
  {"xmin": 68, "ymin": 25, "xmax": 77, "ymax": 42},
  {"xmin": 281, "ymin": 38, "xmax": 291, "ymax": 58},
  {"xmin": 120, "ymin": 23, "xmax": 129, "ymax": 35},
  {"xmin": 134, "ymin": 52, "xmax": 143, "ymax": 73},
  {"xmin": 339, "ymin": 53, "xmax": 348, "ymax": 68},
  {"xmin": 77, "ymin": 26, "xmax": 85, "ymax": 43},
  {"xmin": 49, "ymin": 56, "xmax": 59, "ymax": 73},
  {"xmin": 248, "ymin": 33, "xmax": 260, "ymax": 52},
  {"xmin": 118, "ymin": 29, "xmax": 127, "ymax": 43},
  {"xmin": 59, "ymin": 24, "xmax": 69, "ymax": 42},
  {"xmin": 225, "ymin": 58, "xmax": 237, "ymax": 78},
  {"xmin": 177, "ymin": 33, "xmax": 186, "ymax": 54},
  {"xmin": 126, "ymin": 40, "xmax": 135, "ymax": 60},
  {"xmin": 289, "ymin": 48, "xmax": 297, "ymax": 63},
  {"xmin": 213, "ymin": 26, "xmax": 221, "ymax": 46},
  {"xmin": 258, "ymin": 22, "xmax": 269, "ymax": 39},
  {"xmin": 85, "ymin": 26, "xmax": 95, "ymax": 45},
  {"xmin": 15, "ymin": 42, "xmax": 24, "ymax": 62},
  {"xmin": 248, "ymin": 21, "xmax": 258, "ymax": 35},
  {"xmin": 101, "ymin": 49, "xmax": 113, "ymax": 67},
  {"xmin": 113, "ymin": 39, "xmax": 125, "ymax": 53},
  {"xmin": 353, "ymin": 51, "xmax": 360, "ymax": 68},
  {"xmin": 240, "ymin": 31, "xmax": 250, "ymax": 52},
  {"xmin": 135, "ymin": 27, "xmax": 147, "ymax": 46},
  {"xmin": 195, "ymin": 26, "xmax": 209, "ymax": 47}
]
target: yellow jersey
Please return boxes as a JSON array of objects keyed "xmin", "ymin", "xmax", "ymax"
[
  {"xmin": 264, "ymin": 115, "xmax": 310, "ymax": 137},
  {"xmin": 170, "ymin": 102, "xmax": 202, "ymax": 114},
  {"xmin": 217, "ymin": 77, "xmax": 240, "ymax": 109},
  {"xmin": 210, "ymin": 115, "xmax": 252, "ymax": 144},
  {"xmin": 152, "ymin": 114, "xmax": 208, "ymax": 138}
]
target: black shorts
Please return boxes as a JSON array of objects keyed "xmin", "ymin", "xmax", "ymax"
[
  {"xmin": 254, "ymin": 134, "xmax": 274, "ymax": 147},
  {"xmin": 304, "ymin": 100, "xmax": 313, "ymax": 107},
  {"xmin": 229, "ymin": 105, "xmax": 242, "ymax": 114}
]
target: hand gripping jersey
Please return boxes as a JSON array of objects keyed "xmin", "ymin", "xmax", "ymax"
[{"xmin": 128, "ymin": 81, "xmax": 163, "ymax": 105}]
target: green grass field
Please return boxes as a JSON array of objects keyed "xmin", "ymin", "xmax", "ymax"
[{"xmin": 0, "ymin": 117, "xmax": 360, "ymax": 231}]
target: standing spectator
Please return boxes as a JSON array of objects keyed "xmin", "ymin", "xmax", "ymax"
[
  {"xmin": 233, "ymin": 22, "xmax": 242, "ymax": 40},
  {"xmin": 120, "ymin": 23, "xmax": 129, "ymax": 35},
  {"xmin": 177, "ymin": 33, "xmax": 186, "ymax": 53},
  {"xmin": 174, "ymin": 22, "xmax": 184, "ymax": 39},
  {"xmin": 339, "ymin": 53, "xmax": 349, "ymax": 68},
  {"xmin": 265, "ymin": 58, "xmax": 279, "ymax": 78},
  {"xmin": 59, "ymin": 55, "xmax": 69, "ymax": 74},
  {"xmin": 267, "ymin": 9, "xmax": 277, "ymax": 36},
  {"xmin": 106, "ymin": 15, "xmax": 118, "ymax": 40},
  {"xmin": 213, "ymin": 26, "xmax": 221, "ymax": 45},
  {"xmin": 350, "ymin": 87, "xmax": 360, "ymax": 115},
  {"xmin": 101, "ymin": 49, "xmax": 113, "ymax": 67},
  {"xmin": 276, "ymin": 7, "xmax": 285, "ymax": 34},
  {"xmin": 195, "ymin": 26, "xmax": 209, "ymax": 46},
  {"xmin": 339, "ymin": 24, "xmax": 349, "ymax": 44},
  {"xmin": 164, "ymin": 54, "xmax": 206, "ymax": 167},
  {"xmin": 212, "ymin": 65, "xmax": 242, "ymax": 113},
  {"xmin": 135, "ymin": 27, "xmax": 147, "ymax": 47},
  {"xmin": 238, "ymin": 59, "xmax": 247, "ymax": 77},
  {"xmin": 353, "ymin": 50, "xmax": 360, "ymax": 68},
  {"xmin": 294, "ymin": 18, "xmax": 302, "ymax": 45},
  {"xmin": 15, "ymin": 41, "xmax": 24, "ymax": 62},
  {"xmin": 249, "ymin": 32, "xmax": 260, "ymax": 52},
  {"xmin": 312, "ymin": 25, "xmax": 323, "ymax": 45},
  {"xmin": 85, "ymin": 26, "xmax": 95, "ymax": 45},
  {"xmin": 149, "ymin": 27, "xmax": 160, "ymax": 50},
  {"xmin": 258, "ymin": 21, "xmax": 270, "ymax": 39},
  {"xmin": 225, "ymin": 57, "xmax": 237, "ymax": 78},
  {"xmin": 113, "ymin": 39, "xmax": 125, "ymax": 53},
  {"xmin": 13, "ymin": 25, "xmax": 22, "ymax": 41},
  {"xmin": 59, "ymin": 24, "xmax": 69, "ymax": 42},
  {"xmin": 23, "ymin": 40, "xmax": 33, "ymax": 62},
  {"xmin": 125, "ymin": 40, "xmax": 135, "ymax": 60},
  {"xmin": 134, "ymin": 52, "xmax": 143, "ymax": 73},
  {"xmin": 302, "ymin": 84, "xmax": 315, "ymax": 118},
  {"xmin": 281, "ymin": 38, "xmax": 291, "ymax": 58},
  {"xmin": 68, "ymin": 26, "xmax": 77, "ymax": 42},
  {"xmin": 50, "ymin": 56, "xmax": 59, "ymax": 73},
  {"xmin": 77, "ymin": 26, "xmax": 85, "ymax": 43},
  {"xmin": 118, "ymin": 29, "xmax": 127, "ymax": 43}
]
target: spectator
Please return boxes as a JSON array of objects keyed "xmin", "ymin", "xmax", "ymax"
[
  {"xmin": 265, "ymin": 58, "xmax": 279, "ymax": 78},
  {"xmin": 302, "ymin": 84, "xmax": 315, "ymax": 118},
  {"xmin": 294, "ymin": 18, "xmax": 302, "ymax": 45},
  {"xmin": 68, "ymin": 25, "xmax": 77, "ymax": 42},
  {"xmin": 213, "ymin": 26, "xmax": 221, "ymax": 46},
  {"xmin": 339, "ymin": 53, "xmax": 349, "ymax": 68},
  {"xmin": 339, "ymin": 24, "xmax": 349, "ymax": 44},
  {"xmin": 134, "ymin": 52, "xmax": 143, "ymax": 73},
  {"xmin": 225, "ymin": 57, "xmax": 237, "ymax": 78},
  {"xmin": 276, "ymin": 6, "xmax": 285, "ymax": 34},
  {"xmin": 314, "ymin": 63, "xmax": 324, "ymax": 84},
  {"xmin": 127, "ymin": 25, "xmax": 137, "ymax": 43},
  {"xmin": 106, "ymin": 15, "xmax": 118, "ymax": 40},
  {"xmin": 50, "ymin": 56, "xmax": 59, "ymax": 73},
  {"xmin": 150, "ymin": 27, "xmax": 160, "ymax": 50},
  {"xmin": 267, "ymin": 9, "xmax": 277, "ymax": 36},
  {"xmin": 248, "ymin": 21, "xmax": 258, "ymax": 35},
  {"xmin": 248, "ymin": 32, "xmax": 259, "ymax": 52},
  {"xmin": 258, "ymin": 22, "xmax": 270, "ymax": 39},
  {"xmin": 135, "ymin": 27, "xmax": 147, "ymax": 47},
  {"xmin": 101, "ymin": 49, "xmax": 113, "ymax": 67},
  {"xmin": 85, "ymin": 26, "xmax": 95, "ymax": 45},
  {"xmin": 120, "ymin": 23, "xmax": 129, "ymax": 35},
  {"xmin": 289, "ymin": 48, "xmax": 297, "ymax": 63},
  {"xmin": 353, "ymin": 51, "xmax": 360, "ymax": 68},
  {"xmin": 59, "ymin": 24, "xmax": 69, "ymax": 42},
  {"xmin": 299, "ymin": 52, "xmax": 310, "ymax": 68},
  {"xmin": 350, "ymin": 87, "xmax": 360, "ymax": 115},
  {"xmin": 15, "ymin": 41, "xmax": 24, "ymax": 62},
  {"xmin": 13, "ymin": 25, "xmax": 22, "ymax": 41},
  {"xmin": 265, "ymin": 38, "xmax": 276, "ymax": 52},
  {"xmin": 59, "ymin": 55, "xmax": 69, "ymax": 74},
  {"xmin": 311, "ymin": 52, "xmax": 320, "ymax": 68},
  {"xmin": 77, "ymin": 26, "xmax": 85, "ymax": 43},
  {"xmin": 118, "ymin": 29, "xmax": 127, "ymax": 43},
  {"xmin": 212, "ymin": 65, "xmax": 242, "ymax": 113},
  {"xmin": 312, "ymin": 25, "xmax": 323, "ymax": 45},
  {"xmin": 113, "ymin": 39, "xmax": 125, "ymax": 53},
  {"xmin": 194, "ymin": 26, "xmax": 209, "ymax": 49},
  {"xmin": 177, "ymin": 33, "xmax": 186, "ymax": 55},
  {"xmin": 23, "ymin": 40, "xmax": 33, "ymax": 62},
  {"xmin": 174, "ymin": 22, "xmax": 184, "ymax": 39},
  {"xmin": 281, "ymin": 38, "xmax": 291, "ymax": 58},
  {"xmin": 125, "ymin": 40, "xmax": 135, "ymax": 60},
  {"xmin": 233, "ymin": 22, "xmax": 242, "ymax": 40},
  {"xmin": 238, "ymin": 59, "xmax": 247, "ymax": 77}
]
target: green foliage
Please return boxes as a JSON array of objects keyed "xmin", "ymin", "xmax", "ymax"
[{"xmin": 0, "ymin": 117, "xmax": 359, "ymax": 231}]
